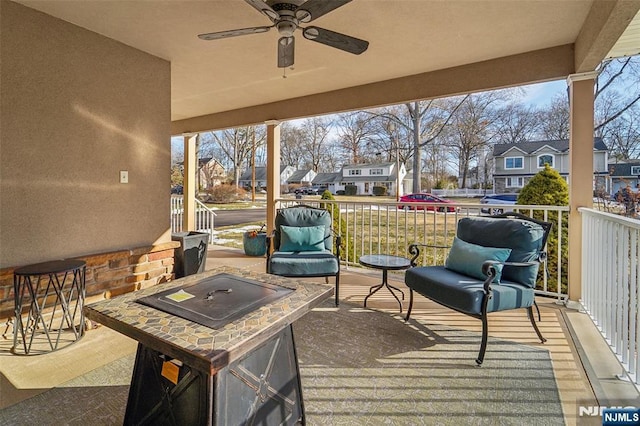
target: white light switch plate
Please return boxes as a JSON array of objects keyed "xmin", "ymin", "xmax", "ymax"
[{"xmin": 120, "ymin": 170, "xmax": 129, "ymax": 184}]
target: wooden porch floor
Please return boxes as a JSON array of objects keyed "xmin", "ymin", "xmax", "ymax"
[{"xmin": 0, "ymin": 245, "xmax": 637, "ymax": 425}]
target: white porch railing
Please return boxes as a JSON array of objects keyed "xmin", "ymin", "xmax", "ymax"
[
  {"xmin": 170, "ymin": 195, "xmax": 217, "ymax": 243},
  {"xmin": 278, "ymin": 198, "xmax": 569, "ymax": 300},
  {"xmin": 580, "ymin": 207, "xmax": 640, "ymax": 390}
]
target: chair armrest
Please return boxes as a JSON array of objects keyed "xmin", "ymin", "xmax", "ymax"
[
  {"xmin": 480, "ymin": 258, "xmax": 542, "ymax": 294},
  {"xmin": 335, "ymin": 234, "xmax": 342, "ymax": 258},
  {"xmin": 265, "ymin": 230, "xmax": 277, "ymax": 270},
  {"xmin": 408, "ymin": 243, "xmax": 451, "ymax": 267}
]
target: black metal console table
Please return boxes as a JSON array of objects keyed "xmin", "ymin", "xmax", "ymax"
[
  {"xmin": 13, "ymin": 259, "xmax": 86, "ymax": 355},
  {"xmin": 360, "ymin": 254, "xmax": 411, "ymax": 313}
]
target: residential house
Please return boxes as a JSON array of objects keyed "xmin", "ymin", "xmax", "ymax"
[
  {"xmin": 286, "ymin": 169, "xmax": 317, "ymax": 186},
  {"xmin": 333, "ymin": 162, "xmax": 407, "ymax": 196},
  {"xmin": 238, "ymin": 165, "xmax": 295, "ymax": 190},
  {"xmin": 312, "ymin": 172, "xmax": 341, "ymax": 194},
  {"xmin": 491, "ymin": 138, "xmax": 608, "ymax": 193},
  {"xmin": 608, "ymin": 160, "xmax": 640, "ymax": 195},
  {"xmin": 197, "ymin": 157, "xmax": 226, "ymax": 190}
]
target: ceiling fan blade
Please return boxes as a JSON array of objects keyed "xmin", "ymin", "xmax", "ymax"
[
  {"xmin": 198, "ymin": 26, "xmax": 272, "ymax": 41},
  {"xmin": 302, "ymin": 26, "xmax": 368, "ymax": 55},
  {"xmin": 295, "ymin": 0, "xmax": 352, "ymax": 22},
  {"xmin": 278, "ymin": 36, "xmax": 295, "ymax": 68},
  {"xmin": 244, "ymin": 0, "xmax": 279, "ymax": 22}
]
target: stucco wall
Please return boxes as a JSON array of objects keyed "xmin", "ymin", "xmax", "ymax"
[{"xmin": 0, "ymin": 1, "xmax": 172, "ymax": 268}]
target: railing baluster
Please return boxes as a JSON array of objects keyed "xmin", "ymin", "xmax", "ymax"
[{"xmin": 579, "ymin": 207, "xmax": 640, "ymax": 392}]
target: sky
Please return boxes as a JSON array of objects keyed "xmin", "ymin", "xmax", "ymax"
[{"xmin": 519, "ymin": 80, "xmax": 567, "ymax": 107}]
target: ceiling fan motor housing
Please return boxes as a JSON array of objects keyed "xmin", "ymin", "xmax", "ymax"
[{"xmin": 198, "ymin": 0, "xmax": 368, "ymax": 69}]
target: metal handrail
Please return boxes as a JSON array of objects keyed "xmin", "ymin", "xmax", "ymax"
[
  {"xmin": 277, "ymin": 197, "xmax": 569, "ymax": 300},
  {"xmin": 170, "ymin": 195, "xmax": 217, "ymax": 242}
]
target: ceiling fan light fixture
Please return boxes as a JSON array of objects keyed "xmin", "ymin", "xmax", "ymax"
[{"xmin": 276, "ymin": 20, "xmax": 297, "ymax": 37}]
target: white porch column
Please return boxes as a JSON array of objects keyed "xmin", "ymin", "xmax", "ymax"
[
  {"xmin": 183, "ymin": 133, "xmax": 198, "ymax": 232},
  {"xmin": 567, "ymin": 71, "xmax": 598, "ymax": 305},
  {"xmin": 266, "ymin": 121, "xmax": 281, "ymax": 234}
]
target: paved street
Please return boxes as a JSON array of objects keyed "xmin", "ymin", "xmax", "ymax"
[{"xmin": 214, "ymin": 208, "xmax": 266, "ymax": 227}]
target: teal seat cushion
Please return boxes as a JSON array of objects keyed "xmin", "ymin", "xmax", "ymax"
[
  {"xmin": 269, "ymin": 250, "xmax": 339, "ymax": 276},
  {"xmin": 456, "ymin": 217, "xmax": 546, "ymax": 287},
  {"xmin": 280, "ymin": 225, "xmax": 326, "ymax": 252},
  {"xmin": 405, "ymin": 266, "xmax": 535, "ymax": 315},
  {"xmin": 445, "ymin": 237, "xmax": 512, "ymax": 283}
]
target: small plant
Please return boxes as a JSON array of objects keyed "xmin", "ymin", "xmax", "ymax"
[
  {"xmin": 372, "ymin": 186, "xmax": 387, "ymax": 196},
  {"xmin": 345, "ymin": 185, "xmax": 357, "ymax": 195},
  {"xmin": 246, "ymin": 223, "xmax": 266, "ymax": 238},
  {"xmin": 518, "ymin": 164, "xmax": 568, "ymax": 293}
]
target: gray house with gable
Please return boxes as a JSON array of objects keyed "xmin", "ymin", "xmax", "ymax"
[{"xmin": 492, "ymin": 138, "xmax": 609, "ymax": 193}]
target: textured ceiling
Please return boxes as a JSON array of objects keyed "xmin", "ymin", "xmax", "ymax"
[{"xmin": 15, "ymin": 0, "xmax": 640, "ymax": 127}]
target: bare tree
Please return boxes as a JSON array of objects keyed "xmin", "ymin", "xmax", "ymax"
[
  {"xmin": 595, "ymin": 57, "xmax": 640, "ymax": 133},
  {"xmin": 298, "ymin": 116, "xmax": 333, "ymax": 171},
  {"xmin": 605, "ymin": 108, "xmax": 640, "ymax": 160},
  {"xmin": 280, "ymin": 121, "xmax": 305, "ymax": 169},
  {"xmin": 493, "ymin": 103, "xmax": 540, "ymax": 143},
  {"xmin": 442, "ymin": 91, "xmax": 508, "ymax": 188},
  {"xmin": 536, "ymin": 93, "xmax": 570, "ymax": 140},
  {"xmin": 364, "ymin": 97, "xmax": 469, "ymax": 192},
  {"xmin": 201, "ymin": 126, "xmax": 265, "ymax": 186},
  {"xmin": 335, "ymin": 111, "xmax": 375, "ymax": 164}
]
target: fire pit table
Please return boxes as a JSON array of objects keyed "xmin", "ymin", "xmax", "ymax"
[{"xmin": 84, "ymin": 265, "xmax": 333, "ymax": 425}]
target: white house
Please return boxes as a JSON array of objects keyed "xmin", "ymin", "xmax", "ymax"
[{"xmin": 333, "ymin": 162, "xmax": 407, "ymax": 196}]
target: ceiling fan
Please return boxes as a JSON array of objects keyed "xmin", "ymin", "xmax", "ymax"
[{"xmin": 198, "ymin": 0, "xmax": 369, "ymax": 68}]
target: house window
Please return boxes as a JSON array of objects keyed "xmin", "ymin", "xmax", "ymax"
[
  {"xmin": 505, "ymin": 157, "xmax": 524, "ymax": 169},
  {"xmin": 537, "ymin": 154, "xmax": 554, "ymax": 168},
  {"xmin": 348, "ymin": 169, "xmax": 361, "ymax": 176},
  {"xmin": 506, "ymin": 177, "xmax": 524, "ymax": 188},
  {"xmin": 370, "ymin": 168, "xmax": 384, "ymax": 175},
  {"xmin": 631, "ymin": 166, "xmax": 640, "ymax": 175}
]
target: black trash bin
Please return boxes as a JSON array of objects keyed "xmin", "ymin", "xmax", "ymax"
[{"xmin": 172, "ymin": 232, "xmax": 209, "ymax": 278}]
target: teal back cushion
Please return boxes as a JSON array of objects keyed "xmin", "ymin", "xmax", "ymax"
[
  {"xmin": 445, "ymin": 237, "xmax": 512, "ymax": 283},
  {"xmin": 275, "ymin": 206, "xmax": 332, "ymax": 250},
  {"xmin": 280, "ymin": 225, "xmax": 326, "ymax": 252},
  {"xmin": 456, "ymin": 217, "xmax": 547, "ymax": 287}
]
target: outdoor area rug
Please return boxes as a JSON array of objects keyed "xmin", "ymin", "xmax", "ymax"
[{"xmin": 0, "ymin": 300, "xmax": 563, "ymax": 425}]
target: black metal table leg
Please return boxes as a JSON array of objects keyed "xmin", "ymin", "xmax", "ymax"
[{"xmin": 363, "ymin": 269, "xmax": 405, "ymax": 313}]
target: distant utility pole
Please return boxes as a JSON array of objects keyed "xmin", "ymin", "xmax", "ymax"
[{"xmin": 251, "ymin": 128, "xmax": 256, "ymax": 202}]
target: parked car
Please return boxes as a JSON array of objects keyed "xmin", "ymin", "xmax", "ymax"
[
  {"xmin": 294, "ymin": 187, "xmax": 315, "ymax": 195},
  {"xmin": 479, "ymin": 193, "xmax": 518, "ymax": 214},
  {"xmin": 397, "ymin": 193, "xmax": 457, "ymax": 212}
]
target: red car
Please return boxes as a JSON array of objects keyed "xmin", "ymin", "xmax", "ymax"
[{"xmin": 398, "ymin": 193, "xmax": 457, "ymax": 212}]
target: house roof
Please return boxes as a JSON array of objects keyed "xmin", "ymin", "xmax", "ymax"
[
  {"xmin": 17, "ymin": 1, "xmax": 639, "ymax": 133},
  {"xmin": 287, "ymin": 169, "xmax": 313, "ymax": 183},
  {"xmin": 312, "ymin": 172, "xmax": 341, "ymax": 185},
  {"xmin": 198, "ymin": 157, "xmax": 223, "ymax": 168},
  {"xmin": 239, "ymin": 165, "xmax": 290, "ymax": 181},
  {"xmin": 343, "ymin": 162, "xmax": 395, "ymax": 170},
  {"xmin": 608, "ymin": 161, "xmax": 640, "ymax": 177},
  {"xmin": 493, "ymin": 138, "xmax": 608, "ymax": 156}
]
